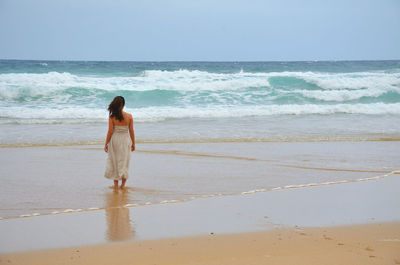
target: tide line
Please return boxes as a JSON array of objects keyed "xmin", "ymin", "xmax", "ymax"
[{"xmin": 1, "ymin": 170, "xmax": 398, "ymax": 222}]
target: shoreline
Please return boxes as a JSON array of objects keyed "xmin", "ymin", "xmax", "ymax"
[
  {"xmin": 2, "ymin": 138, "xmax": 400, "ymax": 149},
  {"xmin": 2, "ymin": 222, "xmax": 399, "ymax": 265},
  {"xmin": 1, "ymin": 170, "xmax": 397, "ymax": 222},
  {"xmin": 1, "ymin": 140, "xmax": 399, "ymax": 264},
  {"xmin": 1, "ymin": 141, "xmax": 399, "ymax": 221},
  {"xmin": 1, "ymin": 169, "xmax": 399, "ymax": 254},
  {"xmin": 1, "ymin": 134, "xmax": 400, "ymax": 148}
]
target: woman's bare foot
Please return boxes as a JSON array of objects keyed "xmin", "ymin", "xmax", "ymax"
[
  {"xmin": 120, "ymin": 178, "xmax": 127, "ymax": 189},
  {"xmin": 113, "ymin": 180, "xmax": 119, "ymax": 190}
]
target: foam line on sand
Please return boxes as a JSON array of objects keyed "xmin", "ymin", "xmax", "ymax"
[{"xmin": 1, "ymin": 170, "xmax": 398, "ymax": 221}]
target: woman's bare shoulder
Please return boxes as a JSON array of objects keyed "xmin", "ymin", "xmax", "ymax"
[{"xmin": 124, "ymin": 112, "xmax": 133, "ymax": 119}]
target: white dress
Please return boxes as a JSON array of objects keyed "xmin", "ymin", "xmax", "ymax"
[{"xmin": 105, "ymin": 126, "xmax": 132, "ymax": 180}]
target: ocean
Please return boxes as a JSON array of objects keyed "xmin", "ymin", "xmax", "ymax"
[
  {"xmin": 1, "ymin": 60, "xmax": 400, "ymax": 220},
  {"xmin": 1, "ymin": 60, "xmax": 400, "ymax": 145}
]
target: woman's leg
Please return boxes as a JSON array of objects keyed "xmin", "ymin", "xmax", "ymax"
[
  {"xmin": 120, "ymin": 178, "xmax": 127, "ymax": 189},
  {"xmin": 114, "ymin": 180, "xmax": 119, "ymax": 190}
]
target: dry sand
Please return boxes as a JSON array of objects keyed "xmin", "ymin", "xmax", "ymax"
[{"xmin": 1, "ymin": 222, "xmax": 399, "ymax": 265}]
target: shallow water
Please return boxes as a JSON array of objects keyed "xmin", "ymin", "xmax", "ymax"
[
  {"xmin": 1, "ymin": 114, "xmax": 400, "ymax": 147},
  {"xmin": 0, "ymin": 141, "xmax": 398, "ymax": 219},
  {"xmin": 1, "ymin": 171, "xmax": 399, "ymax": 253}
]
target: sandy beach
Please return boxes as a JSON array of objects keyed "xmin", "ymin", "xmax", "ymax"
[
  {"xmin": 2, "ymin": 222, "xmax": 400, "ymax": 265},
  {"xmin": 1, "ymin": 0, "xmax": 400, "ymax": 261},
  {"xmin": 1, "ymin": 141, "xmax": 399, "ymax": 264}
]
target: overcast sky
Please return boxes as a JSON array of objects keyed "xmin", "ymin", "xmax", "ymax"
[{"xmin": 0, "ymin": 0, "xmax": 399, "ymax": 61}]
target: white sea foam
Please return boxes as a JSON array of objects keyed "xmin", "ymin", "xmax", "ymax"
[
  {"xmin": 1, "ymin": 69, "xmax": 399, "ymax": 125},
  {"xmin": 19, "ymin": 214, "xmax": 31, "ymax": 218},
  {"xmin": 124, "ymin": 203, "xmax": 138, "ymax": 207},
  {"xmin": 0, "ymin": 70, "xmax": 271, "ymax": 99},
  {"xmin": 1, "ymin": 103, "xmax": 400, "ymax": 124},
  {"xmin": 0, "ymin": 72, "xmax": 76, "ymax": 99},
  {"xmin": 129, "ymin": 103, "xmax": 400, "ymax": 121},
  {"xmin": 291, "ymin": 87, "xmax": 400, "ymax": 102},
  {"xmin": 0, "ymin": 106, "xmax": 107, "ymax": 123},
  {"xmin": 1, "ymin": 70, "xmax": 399, "ymax": 100},
  {"xmin": 298, "ymin": 71, "xmax": 400, "ymax": 90}
]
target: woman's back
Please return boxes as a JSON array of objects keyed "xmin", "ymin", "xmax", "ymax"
[{"xmin": 111, "ymin": 112, "xmax": 131, "ymax": 127}]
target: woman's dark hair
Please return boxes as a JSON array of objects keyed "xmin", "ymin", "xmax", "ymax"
[{"xmin": 108, "ymin": 96, "xmax": 125, "ymax": 121}]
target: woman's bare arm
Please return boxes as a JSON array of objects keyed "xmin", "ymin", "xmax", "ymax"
[
  {"xmin": 129, "ymin": 115, "xmax": 135, "ymax": 151},
  {"xmin": 104, "ymin": 117, "xmax": 114, "ymax": 152}
]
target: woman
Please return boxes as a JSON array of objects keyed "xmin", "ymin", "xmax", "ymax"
[{"xmin": 104, "ymin": 96, "xmax": 135, "ymax": 190}]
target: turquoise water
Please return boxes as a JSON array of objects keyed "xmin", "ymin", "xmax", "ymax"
[
  {"xmin": 1, "ymin": 60, "xmax": 400, "ymax": 144},
  {"xmin": 1, "ymin": 60, "xmax": 400, "ymax": 221}
]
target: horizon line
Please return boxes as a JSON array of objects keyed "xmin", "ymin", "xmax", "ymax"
[{"xmin": 1, "ymin": 58, "xmax": 400, "ymax": 63}]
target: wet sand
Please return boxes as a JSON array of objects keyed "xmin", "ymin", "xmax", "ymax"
[
  {"xmin": 0, "ymin": 141, "xmax": 399, "ymax": 264},
  {"xmin": 1, "ymin": 141, "xmax": 399, "ymax": 219},
  {"xmin": 1, "ymin": 167, "xmax": 399, "ymax": 254},
  {"xmin": 2, "ymin": 222, "xmax": 399, "ymax": 265}
]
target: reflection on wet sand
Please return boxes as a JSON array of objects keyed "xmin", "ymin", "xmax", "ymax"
[{"xmin": 105, "ymin": 190, "xmax": 134, "ymax": 241}]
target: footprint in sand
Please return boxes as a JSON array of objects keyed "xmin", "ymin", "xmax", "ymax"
[
  {"xmin": 323, "ymin": 235, "xmax": 332, "ymax": 240},
  {"xmin": 369, "ymin": 255, "xmax": 376, "ymax": 258},
  {"xmin": 365, "ymin": 246, "xmax": 374, "ymax": 252},
  {"xmin": 337, "ymin": 243, "xmax": 344, "ymax": 246}
]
